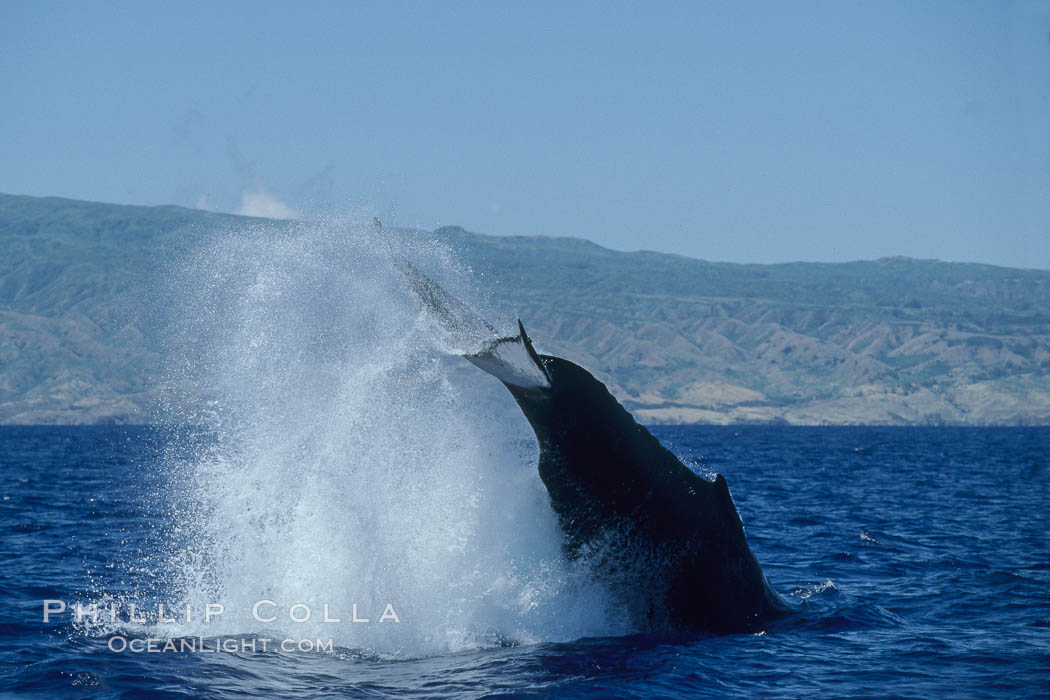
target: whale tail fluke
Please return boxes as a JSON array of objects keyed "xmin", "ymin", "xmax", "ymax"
[
  {"xmin": 468, "ymin": 320, "xmax": 552, "ymax": 389},
  {"xmin": 393, "ymin": 256, "xmax": 497, "ymax": 341},
  {"xmin": 395, "ymin": 257, "xmax": 551, "ymax": 389}
]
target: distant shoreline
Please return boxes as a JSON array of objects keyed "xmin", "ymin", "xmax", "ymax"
[{"xmin": 3, "ymin": 192, "xmax": 1049, "ymax": 427}]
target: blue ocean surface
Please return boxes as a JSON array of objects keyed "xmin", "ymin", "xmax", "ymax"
[{"xmin": 2, "ymin": 425, "xmax": 1048, "ymax": 698}]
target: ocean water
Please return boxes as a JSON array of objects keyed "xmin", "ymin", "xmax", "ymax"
[
  {"xmin": 2, "ymin": 424, "xmax": 1048, "ymax": 698},
  {"xmin": 4, "ymin": 220, "xmax": 1048, "ymax": 696}
]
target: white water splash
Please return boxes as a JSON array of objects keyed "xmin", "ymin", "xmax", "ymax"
[{"xmin": 151, "ymin": 218, "xmax": 620, "ymax": 656}]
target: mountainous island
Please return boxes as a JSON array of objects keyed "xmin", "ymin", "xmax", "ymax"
[{"xmin": 2, "ymin": 192, "xmax": 1048, "ymax": 425}]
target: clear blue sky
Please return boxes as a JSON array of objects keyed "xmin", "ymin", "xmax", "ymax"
[{"xmin": 2, "ymin": 1, "xmax": 1047, "ymax": 267}]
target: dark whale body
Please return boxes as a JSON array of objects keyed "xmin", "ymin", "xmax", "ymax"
[
  {"xmin": 397, "ymin": 261, "xmax": 787, "ymax": 634},
  {"xmin": 504, "ymin": 338, "xmax": 786, "ymax": 634}
]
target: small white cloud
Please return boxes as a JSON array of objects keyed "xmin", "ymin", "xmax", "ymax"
[
  {"xmin": 234, "ymin": 189, "xmax": 299, "ymax": 220},
  {"xmin": 196, "ymin": 194, "xmax": 213, "ymax": 211}
]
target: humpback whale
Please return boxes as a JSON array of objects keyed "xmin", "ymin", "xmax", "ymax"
[{"xmin": 397, "ymin": 260, "xmax": 787, "ymax": 634}]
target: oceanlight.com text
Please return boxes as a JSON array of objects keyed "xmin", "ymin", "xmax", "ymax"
[{"xmin": 107, "ymin": 636, "xmax": 335, "ymax": 654}]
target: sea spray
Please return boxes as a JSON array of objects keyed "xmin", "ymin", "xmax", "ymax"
[{"xmin": 151, "ymin": 217, "xmax": 621, "ymax": 655}]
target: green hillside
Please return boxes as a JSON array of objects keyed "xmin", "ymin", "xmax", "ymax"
[{"xmin": 2, "ymin": 193, "xmax": 1049, "ymax": 425}]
